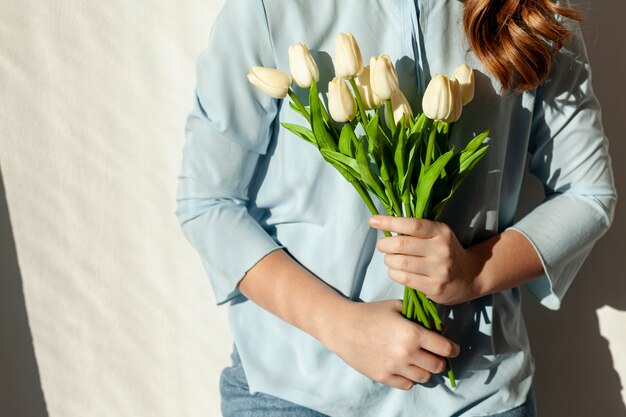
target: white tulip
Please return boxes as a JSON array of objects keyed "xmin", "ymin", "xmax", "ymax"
[
  {"xmin": 446, "ymin": 78, "xmax": 463, "ymax": 123},
  {"xmin": 333, "ymin": 33, "xmax": 364, "ymax": 79},
  {"xmin": 247, "ymin": 66, "xmax": 292, "ymax": 99},
  {"xmin": 453, "ymin": 64, "xmax": 475, "ymax": 105},
  {"xmin": 386, "ymin": 89, "xmax": 413, "ymax": 128},
  {"xmin": 422, "ymin": 74, "xmax": 462, "ymax": 123},
  {"xmin": 328, "ymin": 77, "xmax": 357, "ymax": 122},
  {"xmin": 288, "ymin": 43, "xmax": 319, "ymax": 88},
  {"xmin": 355, "ymin": 65, "xmax": 384, "ymax": 110},
  {"xmin": 369, "ymin": 54, "xmax": 399, "ymax": 101}
]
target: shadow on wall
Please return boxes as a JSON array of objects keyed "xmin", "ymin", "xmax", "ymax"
[
  {"xmin": 520, "ymin": 2, "xmax": 626, "ymax": 416},
  {"xmin": 520, "ymin": 174, "xmax": 626, "ymax": 417},
  {"xmin": 0, "ymin": 164, "xmax": 49, "ymax": 417}
]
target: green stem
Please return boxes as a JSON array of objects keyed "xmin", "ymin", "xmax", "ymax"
[
  {"xmin": 407, "ymin": 295, "xmax": 415, "ymax": 320},
  {"xmin": 417, "ymin": 291, "xmax": 442, "ymax": 329},
  {"xmin": 348, "ymin": 78, "xmax": 369, "ymax": 127},
  {"xmin": 403, "ymin": 197, "xmax": 414, "ymax": 218},
  {"xmin": 385, "ymin": 99, "xmax": 395, "ymax": 137},
  {"xmin": 401, "ymin": 287, "xmax": 456, "ymax": 387},
  {"xmin": 441, "ymin": 121, "xmax": 450, "ymax": 152},
  {"xmin": 384, "ymin": 181, "xmax": 403, "ymax": 217},
  {"xmin": 402, "ymin": 286, "xmax": 409, "ymax": 316},
  {"xmin": 287, "ymin": 89, "xmax": 310, "ymax": 120},
  {"xmin": 447, "ymin": 359, "xmax": 457, "ymax": 388},
  {"xmin": 317, "ymin": 95, "xmax": 340, "ymax": 139},
  {"xmin": 410, "ymin": 289, "xmax": 430, "ymax": 329},
  {"xmin": 351, "ymin": 180, "xmax": 392, "ymax": 237},
  {"xmin": 424, "ymin": 120, "xmax": 438, "ymax": 170}
]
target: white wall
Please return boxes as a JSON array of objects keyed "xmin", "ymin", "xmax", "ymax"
[
  {"xmin": 0, "ymin": 1, "xmax": 624, "ymax": 416},
  {"xmin": 0, "ymin": 1, "xmax": 231, "ymax": 416}
]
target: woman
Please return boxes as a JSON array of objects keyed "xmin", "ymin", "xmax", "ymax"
[{"xmin": 176, "ymin": 0, "xmax": 617, "ymax": 415}]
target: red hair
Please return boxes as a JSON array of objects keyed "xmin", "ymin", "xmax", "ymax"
[{"xmin": 463, "ymin": 0, "xmax": 584, "ymax": 92}]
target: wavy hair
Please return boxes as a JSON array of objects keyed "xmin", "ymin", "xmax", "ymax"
[{"xmin": 463, "ymin": 0, "xmax": 584, "ymax": 92}]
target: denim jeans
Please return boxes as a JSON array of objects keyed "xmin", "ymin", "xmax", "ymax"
[{"xmin": 220, "ymin": 347, "xmax": 537, "ymax": 417}]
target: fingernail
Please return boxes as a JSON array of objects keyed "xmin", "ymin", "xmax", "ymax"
[
  {"xmin": 369, "ymin": 217, "xmax": 380, "ymax": 227},
  {"xmin": 369, "ymin": 215, "xmax": 380, "ymax": 226}
]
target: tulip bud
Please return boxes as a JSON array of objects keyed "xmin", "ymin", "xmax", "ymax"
[
  {"xmin": 422, "ymin": 74, "xmax": 462, "ymax": 123},
  {"xmin": 453, "ymin": 64, "xmax": 475, "ymax": 105},
  {"xmin": 369, "ymin": 54, "xmax": 400, "ymax": 101},
  {"xmin": 247, "ymin": 66, "xmax": 292, "ymax": 99},
  {"xmin": 386, "ymin": 89, "xmax": 413, "ymax": 128},
  {"xmin": 354, "ymin": 65, "xmax": 384, "ymax": 110},
  {"xmin": 288, "ymin": 43, "xmax": 320, "ymax": 88},
  {"xmin": 333, "ymin": 33, "xmax": 364, "ymax": 79},
  {"xmin": 328, "ymin": 77, "xmax": 357, "ymax": 122},
  {"xmin": 447, "ymin": 78, "xmax": 463, "ymax": 123}
]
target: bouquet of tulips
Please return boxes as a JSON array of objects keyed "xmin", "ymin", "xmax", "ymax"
[{"xmin": 248, "ymin": 33, "xmax": 490, "ymax": 388}]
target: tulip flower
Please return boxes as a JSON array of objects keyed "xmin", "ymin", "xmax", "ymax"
[
  {"xmin": 386, "ymin": 89, "xmax": 413, "ymax": 128},
  {"xmin": 355, "ymin": 65, "xmax": 384, "ymax": 110},
  {"xmin": 247, "ymin": 66, "xmax": 292, "ymax": 99},
  {"xmin": 288, "ymin": 43, "xmax": 320, "ymax": 88},
  {"xmin": 422, "ymin": 74, "xmax": 462, "ymax": 123},
  {"xmin": 328, "ymin": 77, "xmax": 357, "ymax": 122},
  {"xmin": 333, "ymin": 33, "xmax": 364, "ymax": 79},
  {"xmin": 453, "ymin": 64, "xmax": 475, "ymax": 105},
  {"xmin": 447, "ymin": 78, "xmax": 463, "ymax": 123},
  {"xmin": 369, "ymin": 54, "xmax": 399, "ymax": 101}
]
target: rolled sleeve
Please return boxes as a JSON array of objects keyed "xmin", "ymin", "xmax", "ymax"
[
  {"xmin": 176, "ymin": 0, "xmax": 284, "ymax": 305},
  {"xmin": 507, "ymin": 21, "xmax": 617, "ymax": 310}
]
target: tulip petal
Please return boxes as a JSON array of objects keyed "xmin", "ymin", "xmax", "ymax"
[
  {"xmin": 328, "ymin": 77, "xmax": 357, "ymax": 122},
  {"xmin": 289, "ymin": 43, "xmax": 319, "ymax": 88},
  {"xmin": 247, "ymin": 66, "xmax": 292, "ymax": 99},
  {"xmin": 333, "ymin": 33, "xmax": 364, "ymax": 79}
]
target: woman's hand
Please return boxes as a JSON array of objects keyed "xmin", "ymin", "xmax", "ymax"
[
  {"xmin": 240, "ymin": 250, "xmax": 461, "ymax": 390},
  {"xmin": 320, "ymin": 299, "xmax": 460, "ymax": 390},
  {"xmin": 368, "ymin": 215, "xmax": 483, "ymax": 305}
]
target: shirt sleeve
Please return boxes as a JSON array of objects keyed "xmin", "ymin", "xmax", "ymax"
[
  {"xmin": 175, "ymin": 0, "xmax": 285, "ymax": 305},
  {"xmin": 506, "ymin": 20, "xmax": 618, "ymax": 310}
]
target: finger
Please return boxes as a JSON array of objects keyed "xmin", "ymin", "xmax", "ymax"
[
  {"xmin": 376, "ymin": 235, "xmax": 436, "ymax": 256},
  {"xmin": 409, "ymin": 350, "xmax": 447, "ymax": 374},
  {"xmin": 418, "ymin": 329, "xmax": 461, "ymax": 358},
  {"xmin": 384, "ymin": 254, "xmax": 434, "ymax": 276},
  {"xmin": 369, "ymin": 215, "xmax": 439, "ymax": 238},
  {"xmin": 388, "ymin": 268, "xmax": 432, "ymax": 293},
  {"xmin": 382, "ymin": 374, "xmax": 415, "ymax": 391},
  {"xmin": 402, "ymin": 365, "xmax": 433, "ymax": 384}
]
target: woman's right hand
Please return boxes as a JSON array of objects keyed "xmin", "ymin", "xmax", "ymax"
[
  {"xmin": 237, "ymin": 250, "xmax": 459, "ymax": 390},
  {"xmin": 319, "ymin": 299, "xmax": 460, "ymax": 390}
]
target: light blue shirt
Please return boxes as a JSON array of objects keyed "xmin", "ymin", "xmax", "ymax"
[{"xmin": 175, "ymin": 0, "xmax": 617, "ymax": 415}]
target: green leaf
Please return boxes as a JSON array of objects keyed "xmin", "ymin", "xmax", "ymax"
[
  {"xmin": 320, "ymin": 149, "xmax": 361, "ymax": 179},
  {"xmin": 289, "ymin": 100, "xmax": 309, "ymax": 121},
  {"xmin": 319, "ymin": 153, "xmax": 357, "ymax": 183},
  {"xmin": 460, "ymin": 144, "xmax": 489, "ymax": 175},
  {"xmin": 379, "ymin": 156, "xmax": 390, "ymax": 183},
  {"xmin": 309, "ymin": 80, "xmax": 337, "ymax": 152},
  {"xmin": 355, "ymin": 138, "xmax": 388, "ymax": 205},
  {"xmin": 460, "ymin": 129, "xmax": 489, "ymax": 166},
  {"xmin": 430, "ymin": 140, "xmax": 490, "ymax": 220},
  {"xmin": 401, "ymin": 138, "xmax": 420, "ymax": 198},
  {"xmin": 338, "ymin": 124, "xmax": 355, "ymax": 157},
  {"xmin": 409, "ymin": 113, "xmax": 427, "ymax": 137},
  {"xmin": 394, "ymin": 121, "xmax": 408, "ymax": 190},
  {"xmin": 281, "ymin": 123, "xmax": 316, "ymax": 145},
  {"xmin": 414, "ymin": 149, "xmax": 454, "ymax": 218},
  {"xmin": 366, "ymin": 112, "xmax": 380, "ymax": 156}
]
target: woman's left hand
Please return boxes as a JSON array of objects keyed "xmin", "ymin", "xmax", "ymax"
[{"xmin": 368, "ymin": 215, "xmax": 483, "ymax": 306}]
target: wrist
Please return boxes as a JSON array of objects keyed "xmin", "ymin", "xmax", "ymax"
[
  {"xmin": 465, "ymin": 230, "xmax": 544, "ymax": 299},
  {"xmin": 464, "ymin": 245, "xmax": 491, "ymax": 299},
  {"xmin": 313, "ymin": 296, "xmax": 357, "ymax": 348}
]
